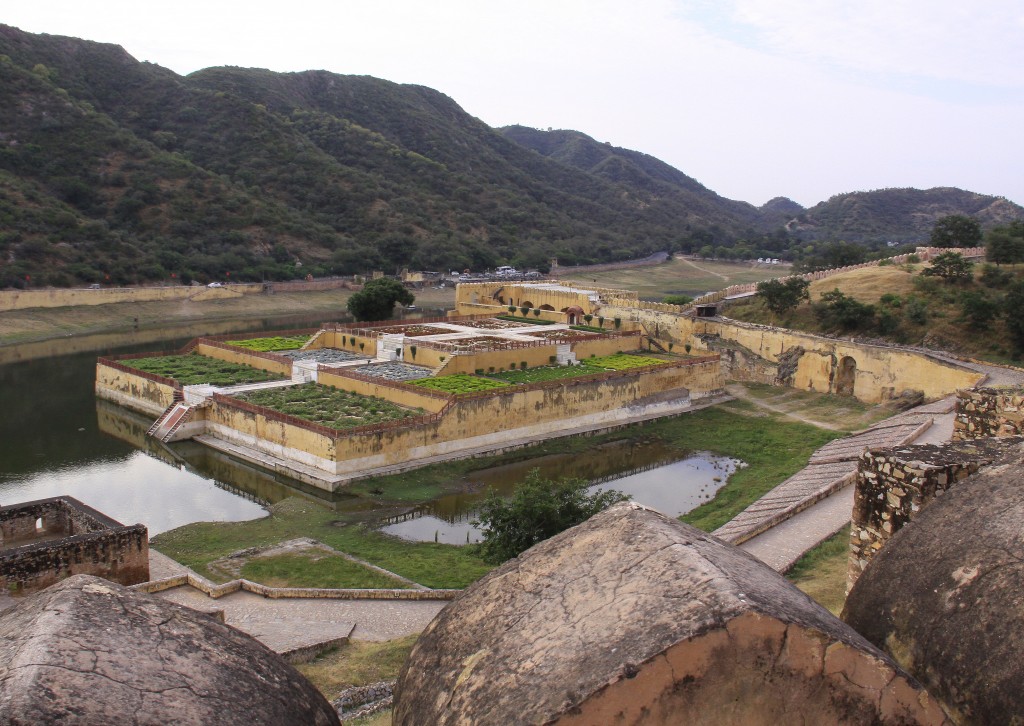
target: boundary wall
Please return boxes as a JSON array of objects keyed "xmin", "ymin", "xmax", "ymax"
[
  {"xmin": 195, "ymin": 357, "xmax": 721, "ymax": 489},
  {"xmin": 0, "ymin": 283, "xmax": 264, "ymax": 312}
]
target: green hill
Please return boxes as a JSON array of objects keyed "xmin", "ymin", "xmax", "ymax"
[{"xmin": 0, "ymin": 24, "xmax": 1021, "ymax": 289}]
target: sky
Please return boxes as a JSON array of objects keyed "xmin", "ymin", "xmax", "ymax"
[{"xmin": 4, "ymin": 1, "xmax": 1023, "ymax": 207}]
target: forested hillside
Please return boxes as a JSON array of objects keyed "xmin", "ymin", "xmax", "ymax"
[{"xmin": 0, "ymin": 24, "xmax": 1021, "ymax": 288}]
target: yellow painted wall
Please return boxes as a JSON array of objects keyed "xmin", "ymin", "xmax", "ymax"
[
  {"xmin": 205, "ymin": 359, "xmax": 722, "ymax": 480},
  {"xmin": 0, "ymin": 283, "xmax": 263, "ymax": 312},
  {"xmin": 317, "ymin": 370, "xmax": 449, "ymax": 413},
  {"xmin": 193, "ymin": 342, "xmax": 292, "ymax": 377},
  {"xmin": 436, "ymin": 344, "xmax": 560, "ymax": 374},
  {"xmin": 322, "ymin": 331, "xmax": 376, "ymax": 355},
  {"xmin": 572, "ymin": 333, "xmax": 642, "ymax": 359},
  {"xmin": 94, "ymin": 363, "xmax": 178, "ymax": 416}
]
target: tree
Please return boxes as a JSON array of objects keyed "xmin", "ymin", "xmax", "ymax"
[
  {"xmin": 959, "ymin": 292, "xmax": 1000, "ymax": 330},
  {"xmin": 929, "ymin": 215, "xmax": 982, "ymax": 248},
  {"xmin": 472, "ymin": 469, "xmax": 629, "ymax": 564},
  {"xmin": 757, "ymin": 277, "xmax": 810, "ymax": 317},
  {"xmin": 921, "ymin": 252, "xmax": 973, "ymax": 283},
  {"xmin": 985, "ymin": 223, "xmax": 1024, "ymax": 265},
  {"xmin": 346, "ymin": 278, "xmax": 414, "ymax": 321},
  {"xmin": 813, "ymin": 289, "xmax": 876, "ymax": 331},
  {"xmin": 1006, "ymin": 281, "xmax": 1024, "ymax": 354}
]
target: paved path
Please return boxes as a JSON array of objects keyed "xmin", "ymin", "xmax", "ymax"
[{"xmin": 145, "ymin": 550, "xmax": 447, "ymax": 656}]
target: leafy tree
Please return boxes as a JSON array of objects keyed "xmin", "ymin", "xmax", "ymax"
[
  {"xmin": 979, "ymin": 264, "xmax": 1014, "ymax": 289},
  {"xmin": 757, "ymin": 277, "xmax": 810, "ymax": 317},
  {"xmin": 929, "ymin": 214, "xmax": 982, "ymax": 248},
  {"xmin": 921, "ymin": 252, "xmax": 973, "ymax": 283},
  {"xmin": 346, "ymin": 278, "xmax": 414, "ymax": 321},
  {"xmin": 985, "ymin": 223, "xmax": 1024, "ymax": 265},
  {"xmin": 662, "ymin": 294, "xmax": 693, "ymax": 305},
  {"xmin": 472, "ymin": 469, "xmax": 629, "ymax": 564},
  {"xmin": 959, "ymin": 292, "xmax": 1000, "ymax": 329},
  {"xmin": 1006, "ymin": 281, "xmax": 1024, "ymax": 354},
  {"xmin": 813, "ymin": 289, "xmax": 875, "ymax": 331}
]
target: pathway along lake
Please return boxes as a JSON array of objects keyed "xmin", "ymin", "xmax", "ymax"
[{"xmin": 0, "ymin": 314, "xmax": 743, "ymax": 537}]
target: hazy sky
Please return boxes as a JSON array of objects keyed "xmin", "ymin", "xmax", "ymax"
[{"xmin": 5, "ymin": 1, "xmax": 1023, "ymax": 207}]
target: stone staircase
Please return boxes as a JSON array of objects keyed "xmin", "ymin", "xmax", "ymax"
[
  {"xmin": 377, "ymin": 334, "xmax": 404, "ymax": 361},
  {"xmin": 555, "ymin": 344, "xmax": 577, "ymax": 365},
  {"xmin": 147, "ymin": 402, "xmax": 194, "ymax": 443}
]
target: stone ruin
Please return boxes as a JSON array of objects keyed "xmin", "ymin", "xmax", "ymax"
[
  {"xmin": 0, "ymin": 495, "xmax": 149, "ymax": 595},
  {"xmin": 843, "ymin": 439, "xmax": 1024, "ymax": 725},
  {"xmin": 0, "ymin": 574, "xmax": 340, "ymax": 725},
  {"xmin": 953, "ymin": 386, "xmax": 1024, "ymax": 439},
  {"xmin": 394, "ymin": 502, "xmax": 948, "ymax": 725}
]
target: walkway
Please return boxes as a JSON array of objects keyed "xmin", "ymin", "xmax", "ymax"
[{"xmin": 143, "ymin": 550, "xmax": 448, "ymax": 657}]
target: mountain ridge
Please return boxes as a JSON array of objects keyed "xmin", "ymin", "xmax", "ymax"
[{"xmin": 0, "ymin": 24, "xmax": 1020, "ymax": 288}]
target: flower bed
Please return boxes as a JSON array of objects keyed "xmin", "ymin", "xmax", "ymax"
[
  {"xmin": 491, "ymin": 354, "xmax": 666, "ymax": 384},
  {"xmin": 523, "ymin": 329, "xmax": 598, "ymax": 341},
  {"xmin": 495, "ymin": 315, "xmax": 555, "ymax": 325},
  {"xmin": 454, "ymin": 319, "xmax": 528, "ymax": 330},
  {"xmin": 586, "ymin": 353, "xmax": 665, "ymax": 370},
  {"xmin": 124, "ymin": 353, "xmax": 284, "ymax": 386},
  {"xmin": 226, "ymin": 335, "xmax": 311, "ymax": 352},
  {"xmin": 234, "ymin": 384, "xmax": 423, "ymax": 429},
  {"xmin": 409, "ymin": 374, "xmax": 510, "ymax": 394},
  {"xmin": 370, "ymin": 324, "xmax": 458, "ymax": 337}
]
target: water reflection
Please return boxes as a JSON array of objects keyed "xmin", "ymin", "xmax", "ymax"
[{"xmin": 380, "ymin": 442, "xmax": 744, "ymax": 544}]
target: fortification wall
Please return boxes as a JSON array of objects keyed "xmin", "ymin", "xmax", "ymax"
[
  {"xmin": 954, "ymin": 387, "xmax": 1024, "ymax": 439},
  {"xmin": 0, "ymin": 497, "xmax": 149, "ymax": 595},
  {"xmin": 0, "ymin": 283, "xmax": 264, "ymax": 312}
]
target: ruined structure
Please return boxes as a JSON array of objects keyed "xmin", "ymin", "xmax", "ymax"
[
  {"xmin": 0, "ymin": 575, "xmax": 339, "ymax": 725},
  {"xmin": 394, "ymin": 502, "xmax": 948, "ymax": 725},
  {"xmin": 0, "ymin": 496, "xmax": 148, "ymax": 595},
  {"xmin": 843, "ymin": 440, "xmax": 1024, "ymax": 725},
  {"xmin": 953, "ymin": 386, "xmax": 1024, "ymax": 439}
]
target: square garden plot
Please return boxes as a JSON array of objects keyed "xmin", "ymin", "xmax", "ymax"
[
  {"xmin": 354, "ymin": 363, "xmax": 435, "ymax": 382},
  {"xmin": 285, "ymin": 349, "xmax": 370, "ymax": 364},
  {"xmin": 232, "ymin": 384, "xmax": 424, "ymax": 430},
  {"xmin": 124, "ymin": 353, "xmax": 284, "ymax": 386}
]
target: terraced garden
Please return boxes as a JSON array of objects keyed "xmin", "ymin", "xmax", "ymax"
[
  {"xmin": 410, "ymin": 374, "xmax": 510, "ymax": 394},
  {"xmin": 234, "ymin": 384, "xmax": 424, "ymax": 429},
  {"xmin": 491, "ymin": 354, "xmax": 667, "ymax": 384},
  {"xmin": 126, "ymin": 353, "xmax": 284, "ymax": 386},
  {"xmin": 226, "ymin": 335, "xmax": 311, "ymax": 352}
]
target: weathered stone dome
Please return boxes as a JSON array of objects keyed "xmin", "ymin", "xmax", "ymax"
[
  {"xmin": 394, "ymin": 502, "xmax": 947, "ymax": 725},
  {"xmin": 0, "ymin": 575, "xmax": 339, "ymax": 725},
  {"xmin": 843, "ymin": 440, "xmax": 1024, "ymax": 725}
]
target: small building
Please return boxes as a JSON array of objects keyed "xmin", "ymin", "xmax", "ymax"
[{"xmin": 0, "ymin": 496, "xmax": 149, "ymax": 595}]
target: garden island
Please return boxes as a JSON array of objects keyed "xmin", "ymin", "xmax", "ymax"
[{"xmin": 95, "ymin": 282, "xmax": 723, "ymax": 490}]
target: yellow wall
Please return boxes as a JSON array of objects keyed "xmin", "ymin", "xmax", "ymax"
[
  {"xmin": 95, "ymin": 362, "xmax": 178, "ymax": 416},
  {"xmin": 317, "ymin": 370, "xmax": 449, "ymax": 413},
  {"xmin": 0, "ymin": 283, "xmax": 263, "ymax": 312},
  {"xmin": 455, "ymin": 282, "xmax": 623, "ymax": 316},
  {"xmin": 204, "ymin": 358, "xmax": 722, "ymax": 485},
  {"xmin": 193, "ymin": 342, "xmax": 292, "ymax": 377},
  {"xmin": 322, "ymin": 331, "xmax": 376, "ymax": 355},
  {"xmin": 429, "ymin": 344, "xmax": 560, "ymax": 374}
]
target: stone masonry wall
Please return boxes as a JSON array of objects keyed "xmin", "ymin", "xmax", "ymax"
[
  {"xmin": 848, "ymin": 439, "xmax": 1013, "ymax": 590},
  {"xmin": 0, "ymin": 497, "xmax": 149, "ymax": 594},
  {"xmin": 953, "ymin": 387, "xmax": 1024, "ymax": 440}
]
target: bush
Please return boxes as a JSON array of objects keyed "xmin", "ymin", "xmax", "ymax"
[
  {"xmin": 472, "ymin": 469, "xmax": 628, "ymax": 564},
  {"xmin": 813, "ymin": 289, "xmax": 876, "ymax": 331}
]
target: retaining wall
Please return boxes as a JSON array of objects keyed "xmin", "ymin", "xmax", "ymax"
[
  {"xmin": 95, "ymin": 359, "xmax": 181, "ymax": 416},
  {"xmin": 953, "ymin": 387, "xmax": 1024, "ymax": 440},
  {"xmin": 0, "ymin": 283, "xmax": 264, "ymax": 312}
]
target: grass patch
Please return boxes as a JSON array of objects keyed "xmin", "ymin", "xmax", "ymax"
[
  {"xmin": 495, "ymin": 315, "xmax": 555, "ymax": 325},
  {"xmin": 409, "ymin": 374, "xmax": 509, "ymax": 394},
  {"xmin": 786, "ymin": 526, "xmax": 850, "ymax": 615},
  {"xmin": 240, "ymin": 552, "xmax": 411, "ymax": 589},
  {"xmin": 588, "ymin": 353, "xmax": 665, "ymax": 370},
  {"xmin": 125, "ymin": 352, "xmax": 283, "ymax": 386},
  {"xmin": 153, "ymin": 498, "xmax": 491, "ymax": 589},
  {"xmin": 297, "ymin": 634, "xmax": 418, "ymax": 698},
  {"xmin": 491, "ymin": 354, "xmax": 666, "ymax": 385},
  {"xmin": 235, "ymin": 384, "xmax": 423, "ymax": 429},
  {"xmin": 569, "ymin": 324, "xmax": 607, "ymax": 333},
  {"xmin": 680, "ymin": 399, "xmax": 842, "ymax": 531},
  {"xmin": 226, "ymin": 335, "xmax": 311, "ymax": 352}
]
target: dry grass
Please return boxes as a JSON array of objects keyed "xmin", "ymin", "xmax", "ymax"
[
  {"xmin": 560, "ymin": 257, "xmax": 786, "ymax": 300},
  {"xmin": 297, "ymin": 635, "xmax": 419, "ymax": 698},
  {"xmin": 732, "ymin": 382, "xmax": 893, "ymax": 432},
  {"xmin": 807, "ymin": 264, "xmax": 921, "ymax": 303},
  {"xmin": 786, "ymin": 526, "xmax": 850, "ymax": 616}
]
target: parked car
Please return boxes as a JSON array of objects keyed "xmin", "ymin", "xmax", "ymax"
[{"xmin": 207, "ymin": 282, "xmax": 224, "ymax": 288}]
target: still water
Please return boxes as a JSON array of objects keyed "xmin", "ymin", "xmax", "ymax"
[{"xmin": 0, "ymin": 312, "xmax": 743, "ymax": 539}]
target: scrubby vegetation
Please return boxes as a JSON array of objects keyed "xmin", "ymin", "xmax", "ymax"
[
  {"xmin": 235, "ymin": 384, "xmax": 423, "ymax": 428},
  {"xmin": 226, "ymin": 335, "xmax": 311, "ymax": 352},
  {"xmin": 126, "ymin": 353, "xmax": 283, "ymax": 385}
]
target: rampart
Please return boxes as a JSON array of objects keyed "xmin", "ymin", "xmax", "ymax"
[
  {"xmin": 953, "ymin": 387, "xmax": 1024, "ymax": 439},
  {"xmin": 0, "ymin": 282, "xmax": 265, "ymax": 312},
  {"xmin": 0, "ymin": 496, "xmax": 149, "ymax": 594}
]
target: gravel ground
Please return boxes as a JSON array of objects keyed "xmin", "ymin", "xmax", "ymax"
[{"xmin": 355, "ymin": 363, "xmax": 434, "ymax": 381}]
